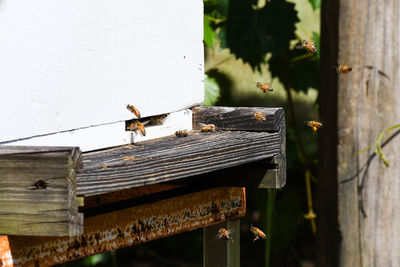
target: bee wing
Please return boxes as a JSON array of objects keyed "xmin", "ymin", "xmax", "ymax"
[
  {"xmin": 141, "ymin": 119, "xmax": 151, "ymax": 126},
  {"xmin": 295, "ymin": 44, "xmax": 304, "ymax": 50},
  {"xmin": 197, "ymin": 123, "xmax": 207, "ymax": 127}
]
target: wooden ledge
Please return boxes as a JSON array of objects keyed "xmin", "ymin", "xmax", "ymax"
[
  {"xmin": 77, "ymin": 106, "xmax": 285, "ymax": 197},
  {"xmin": 78, "ymin": 130, "xmax": 284, "ymax": 196},
  {"xmin": 0, "ymin": 146, "xmax": 83, "ymax": 236}
]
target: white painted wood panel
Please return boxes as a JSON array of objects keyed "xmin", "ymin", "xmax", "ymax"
[
  {"xmin": 3, "ymin": 109, "xmax": 193, "ymax": 152},
  {"xmin": 0, "ymin": 0, "xmax": 204, "ymax": 148}
]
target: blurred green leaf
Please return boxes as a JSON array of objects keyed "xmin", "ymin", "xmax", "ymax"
[
  {"xmin": 81, "ymin": 254, "xmax": 106, "ymax": 266},
  {"xmin": 308, "ymin": 0, "xmax": 321, "ymax": 10},
  {"xmin": 204, "ymin": 0, "xmax": 218, "ymax": 8},
  {"xmin": 204, "ymin": 17, "xmax": 215, "ymax": 47},
  {"xmin": 220, "ymin": 0, "xmax": 299, "ymax": 70},
  {"xmin": 204, "ymin": 75, "xmax": 221, "ymax": 106}
]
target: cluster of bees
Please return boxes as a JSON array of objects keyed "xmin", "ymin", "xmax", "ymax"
[
  {"xmin": 255, "ymin": 40, "xmax": 353, "ymax": 133},
  {"xmin": 126, "ymin": 104, "xmax": 217, "ymax": 138},
  {"xmin": 217, "ymin": 225, "xmax": 266, "ymax": 242}
]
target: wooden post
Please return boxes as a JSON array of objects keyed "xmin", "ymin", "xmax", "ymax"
[
  {"xmin": 203, "ymin": 220, "xmax": 240, "ymax": 267},
  {"xmin": 334, "ymin": 0, "xmax": 400, "ymax": 266},
  {"xmin": 0, "ymin": 146, "xmax": 83, "ymax": 236},
  {"xmin": 316, "ymin": 0, "xmax": 340, "ymax": 266}
]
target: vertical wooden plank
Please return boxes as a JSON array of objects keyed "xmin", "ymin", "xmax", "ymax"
[
  {"xmin": 203, "ymin": 220, "xmax": 240, "ymax": 267},
  {"xmin": 0, "ymin": 147, "xmax": 83, "ymax": 236},
  {"xmin": 227, "ymin": 220, "xmax": 240, "ymax": 267},
  {"xmin": 316, "ymin": 0, "xmax": 340, "ymax": 266},
  {"xmin": 337, "ymin": 0, "xmax": 400, "ymax": 266}
]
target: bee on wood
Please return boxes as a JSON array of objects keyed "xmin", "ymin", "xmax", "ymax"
[
  {"xmin": 127, "ymin": 121, "xmax": 146, "ymax": 136},
  {"xmin": 201, "ymin": 124, "xmax": 217, "ymax": 132},
  {"xmin": 250, "ymin": 225, "xmax": 266, "ymax": 242},
  {"xmin": 254, "ymin": 111, "xmax": 267, "ymax": 122},
  {"xmin": 336, "ymin": 65, "xmax": 352, "ymax": 73},
  {"xmin": 306, "ymin": 121, "xmax": 323, "ymax": 132},
  {"xmin": 175, "ymin": 130, "xmax": 188, "ymax": 137},
  {"xmin": 296, "ymin": 40, "xmax": 317, "ymax": 54},
  {"xmin": 126, "ymin": 104, "xmax": 141, "ymax": 118},
  {"xmin": 256, "ymin": 82, "xmax": 273, "ymax": 93},
  {"xmin": 217, "ymin": 228, "xmax": 234, "ymax": 242}
]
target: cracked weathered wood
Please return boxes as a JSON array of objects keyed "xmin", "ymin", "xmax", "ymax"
[
  {"xmin": 77, "ymin": 129, "xmax": 285, "ymax": 196},
  {"xmin": 0, "ymin": 146, "xmax": 83, "ymax": 236},
  {"xmin": 320, "ymin": 1, "xmax": 400, "ymax": 266},
  {"xmin": 192, "ymin": 106, "xmax": 285, "ymax": 132}
]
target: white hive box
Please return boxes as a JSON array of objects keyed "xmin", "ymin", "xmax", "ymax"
[{"xmin": 0, "ymin": 0, "xmax": 204, "ymax": 151}]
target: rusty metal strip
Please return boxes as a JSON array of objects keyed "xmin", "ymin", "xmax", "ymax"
[
  {"xmin": 1, "ymin": 187, "xmax": 246, "ymax": 267},
  {"xmin": 0, "ymin": 236, "xmax": 13, "ymax": 267}
]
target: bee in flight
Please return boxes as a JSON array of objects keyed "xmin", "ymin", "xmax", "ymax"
[
  {"xmin": 296, "ymin": 40, "xmax": 317, "ymax": 54},
  {"xmin": 127, "ymin": 121, "xmax": 146, "ymax": 136},
  {"xmin": 126, "ymin": 104, "xmax": 141, "ymax": 118},
  {"xmin": 217, "ymin": 228, "xmax": 234, "ymax": 242},
  {"xmin": 306, "ymin": 121, "xmax": 323, "ymax": 132},
  {"xmin": 336, "ymin": 64, "xmax": 352, "ymax": 73},
  {"xmin": 250, "ymin": 225, "xmax": 266, "ymax": 242},
  {"xmin": 175, "ymin": 130, "xmax": 188, "ymax": 137},
  {"xmin": 256, "ymin": 81, "xmax": 273, "ymax": 93},
  {"xmin": 200, "ymin": 124, "xmax": 217, "ymax": 132},
  {"xmin": 254, "ymin": 111, "xmax": 267, "ymax": 122}
]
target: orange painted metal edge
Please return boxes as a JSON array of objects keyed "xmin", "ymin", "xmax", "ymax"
[{"xmin": 3, "ymin": 187, "xmax": 246, "ymax": 267}]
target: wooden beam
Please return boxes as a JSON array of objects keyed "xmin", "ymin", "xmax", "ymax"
[
  {"xmin": 316, "ymin": 0, "xmax": 340, "ymax": 266},
  {"xmin": 1, "ymin": 187, "xmax": 246, "ymax": 267},
  {"xmin": 77, "ymin": 130, "xmax": 284, "ymax": 196},
  {"xmin": 0, "ymin": 146, "xmax": 83, "ymax": 236},
  {"xmin": 203, "ymin": 220, "xmax": 240, "ymax": 267},
  {"xmin": 192, "ymin": 106, "xmax": 285, "ymax": 132}
]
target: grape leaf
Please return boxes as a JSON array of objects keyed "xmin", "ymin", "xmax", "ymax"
[{"xmin": 220, "ymin": 0, "xmax": 299, "ymax": 70}]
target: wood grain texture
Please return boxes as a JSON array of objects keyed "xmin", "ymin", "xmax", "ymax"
[
  {"xmin": 337, "ymin": 0, "xmax": 400, "ymax": 266},
  {"xmin": 192, "ymin": 106, "xmax": 285, "ymax": 132},
  {"xmin": 77, "ymin": 130, "xmax": 284, "ymax": 196},
  {"xmin": 0, "ymin": 147, "xmax": 83, "ymax": 236}
]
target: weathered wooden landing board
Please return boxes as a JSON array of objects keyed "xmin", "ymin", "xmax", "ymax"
[
  {"xmin": 193, "ymin": 106, "xmax": 285, "ymax": 132},
  {"xmin": 77, "ymin": 130, "xmax": 285, "ymax": 196},
  {"xmin": 76, "ymin": 106, "xmax": 285, "ymax": 196},
  {"xmin": 0, "ymin": 187, "xmax": 246, "ymax": 267},
  {"xmin": 0, "ymin": 147, "xmax": 83, "ymax": 236}
]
